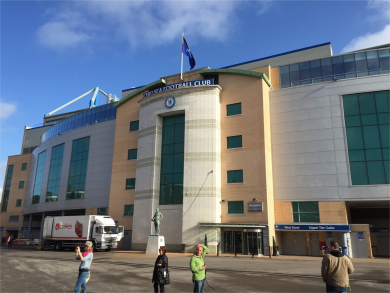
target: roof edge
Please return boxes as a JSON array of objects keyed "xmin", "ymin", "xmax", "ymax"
[
  {"xmin": 199, "ymin": 68, "xmax": 272, "ymax": 87},
  {"xmin": 115, "ymin": 79, "xmax": 167, "ymax": 108}
]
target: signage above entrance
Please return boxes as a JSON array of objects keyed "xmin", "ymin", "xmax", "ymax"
[
  {"xmin": 370, "ymin": 227, "xmax": 390, "ymax": 233},
  {"xmin": 248, "ymin": 202, "xmax": 263, "ymax": 212},
  {"xmin": 275, "ymin": 224, "xmax": 351, "ymax": 232},
  {"xmin": 143, "ymin": 79, "xmax": 214, "ymax": 98}
]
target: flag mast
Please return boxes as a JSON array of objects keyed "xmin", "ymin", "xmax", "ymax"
[{"xmin": 181, "ymin": 32, "xmax": 184, "ymax": 80}]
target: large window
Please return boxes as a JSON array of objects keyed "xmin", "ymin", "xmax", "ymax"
[
  {"xmin": 228, "ymin": 201, "xmax": 244, "ymax": 214},
  {"xmin": 126, "ymin": 178, "xmax": 136, "ymax": 190},
  {"xmin": 22, "ymin": 163, "xmax": 27, "ymax": 170},
  {"xmin": 280, "ymin": 49, "xmax": 390, "ymax": 88},
  {"xmin": 160, "ymin": 114, "xmax": 185, "ymax": 205},
  {"xmin": 227, "ymin": 170, "xmax": 243, "ymax": 183},
  {"xmin": 67, "ymin": 137, "xmax": 90, "ymax": 199},
  {"xmin": 1, "ymin": 165, "xmax": 14, "ymax": 212},
  {"xmin": 9, "ymin": 216, "xmax": 19, "ymax": 222},
  {"xmin": 46, "ymin": 144, "xmax": 65, "ymax": 202},
  {"xmin": 227, "ymin": 103, "xmax": 242, "ymax": 116},
  {"xmin": 19, "ymin": 181, "xmax": 25, "ymax": 188},
  {"xmin": 128, "ymin": 149, "xmax": 138, "ymax": 160},
  {"xmin": 343, "ymin": 91, "xmax": 390, "ymax": 185},
  {"xmin": 130, "ymin": 120, "xmax": 139, "ymax": 131},
  {"xmin": 292, "ymin": 202, "xmax": 319, "ymax": 222},
  {"xmin": 32, "ymin": 151, "xmax": 47, "ymax": 204},
  {"xmin": 124, "ymin": 204, "xmax": 134, "ymax": 216},
  {"xmin": 227, "ymin": 135, "xmax": 242, "ymax": 149}
]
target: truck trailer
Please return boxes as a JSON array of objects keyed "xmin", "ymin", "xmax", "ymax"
[{"xmin": 42, "ymin": 215, "xmax": 124, "ymax": 251}]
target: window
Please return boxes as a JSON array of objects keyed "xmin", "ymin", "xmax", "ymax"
[
  {"xmin": 1, "ymin": 165, "xmax": 13, "ymax": 212},
  {"xmin": 32, "ymin": 151, "xmax": 47, "ymax": 204},
  {"xmin": 227, "ymin": 170, "xmax": 243, "ymax": 183},
  {"xmin": 126, "ymin": 178, "xmax": 136, "ymax": 190},
  {"xmin": 292, "ymin": 202, "xmax": 319, "ymax": 222},
  {"xmin": 343, "ymin": 91, "xmax": 390, "ymax": 185},
  {"xmin": 22, "ymin": 163, "xmax": 27, "ymax": 170},
  {"xmin": 130, "ymin": 120, "xmax": 139, "ymax": 131},
  {"xmin": 67, "ymin": 137, "xmax": 90, "ymax": 200},
  {"xmin": 97, "ymin": 207, "xmax": 108, "ymax": 215},
  {"xmin": 16, "ymin": 199, "xmax": 22, "ymax": 207},
  {"xmin": 128, "ymin": 149, "xmax": 138, "ymax": 160},
  {"xmin": 160, "ymin": 114, "xmax": 185, "ymax": 205},
  {"xmin": 19, "ymin": 181, "xmax": 25, "ymax": 188},
  {"xmin": 227, "ymin": 103, "xmax": 242, "ymax": 116},
  {"xmin": 124, "ymin": 204, "xmax": 134, "ymax": 216},
  {"xmin": 9, "ymin": 216, "xmax": 19, "ymax": 222},
  {"xmin": 228, "ymin": 201, "xmax": 244, "ymax": 214},
  {"xmin": 46, "ymin": 144, "xmax": 65, "ymax": 202},
  {"xmin": 227, "ymin": 136, "xmax": 242, "ymax": 149}
]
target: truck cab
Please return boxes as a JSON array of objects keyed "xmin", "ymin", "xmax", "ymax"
[{"xmin": 91, "ymin": 217, "xmax": 124, "ymax": 251}]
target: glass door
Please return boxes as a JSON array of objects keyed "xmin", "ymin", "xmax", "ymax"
[
  {"xmin": 243, "ymin": 231, "xmax": 263, "ymax": 255},
  {"xmin": 223, "ymin": 231, "xmax": 233, "ymax": 253},
  {"xmin": 233, "ymin": 231, "xmax": 242, "ymax": 254}
]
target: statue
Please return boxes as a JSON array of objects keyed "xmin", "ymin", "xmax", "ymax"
[{"xmin": 151, "ymin": 208, "xmax": 163, "ymax": 235}]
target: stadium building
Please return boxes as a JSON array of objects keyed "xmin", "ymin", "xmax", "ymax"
[{"xmin": 1, "ymin": 42, "xmax": 389, "ymax": 257}]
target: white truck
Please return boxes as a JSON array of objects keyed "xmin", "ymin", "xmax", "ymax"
[{"xmin": 42, "ymin": 215, "xmax": 124, "ymax": 251}]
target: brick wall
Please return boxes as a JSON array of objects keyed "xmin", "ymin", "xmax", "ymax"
[{"xmin": 319, "ymin": 201, "xmax": 348, "ymax": 223}]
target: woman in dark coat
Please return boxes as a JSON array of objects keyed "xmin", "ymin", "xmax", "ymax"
[{"xmin": 152, "ymin": 246, "xmax": 168, "ymax": 293}]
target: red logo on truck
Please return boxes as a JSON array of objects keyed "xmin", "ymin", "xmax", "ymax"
[
  {"xmin": 75, "ymin": 220, "xmax": 83, "ymax": 237},
  {"xmin": 55, "ymin": 223, "xmax": 72, "ymax": 230}
]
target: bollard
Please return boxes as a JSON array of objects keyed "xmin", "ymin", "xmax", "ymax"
[
  {"xmin": 217, "ymin": 244, "xmax": 219, "ymax": 257},
  {"xmin": 269, "ymin": 246, "xmax": 272, "ymax": 258},
  {"xmin": 252, "ymin": 245, "xmax": 255, "ymax": 258}
]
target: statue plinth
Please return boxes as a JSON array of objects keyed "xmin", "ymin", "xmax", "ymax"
[{"xmin": 145, "ymin": 235, "xmax": 165, "ymax": 255}]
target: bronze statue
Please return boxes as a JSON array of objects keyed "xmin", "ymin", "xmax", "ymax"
[{"xmin": 151, "ymin": 208, "xmax": 163, "ymax": 235}]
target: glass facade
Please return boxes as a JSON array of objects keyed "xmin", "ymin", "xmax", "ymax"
[
  {"xmin": 46, "ymin": 144, "xmax": 65, "ymax": 202},
  {"xmin": 160, "ymin": 114, "xmax": 185, "ymax": 205},
  {"xmin": 67, "ymin": 137, "xmax": 90, "ymax": 199},
  {"xmin": 124, "ymin": 204, "xmax": 134, "ymax": 216},
  {"xmin": 228, "ymin": 201, "xmax": 244, "ymax": 214},
  {"xmin": 16, "ymin": 199, "xmax": 22, "ymax": 207},
  {"xmin": 280, "ymin": 49, "xmax": 390, "ymax": 88},
  {"xmin": 227, "ymin": 135, "xmax": 242, "ymax": 149},
  {"xmin": 130, "ymin": 120, "xmax": 139, "ymax": 131},
  {"xmin": 41, "ymin": 103, "xmax": 116, "ymax": 143},
  {"xmin": 1, "ymin": 165, "xmax": 14, "ymax": 212},
  {"xmin": 19, "ymin": 181, "xmax": 25, "ymax": 188},
  {"xmin": 97, "ymin": 207, "xmax": 108, "ymax": 215},
  {"xmin": 126, "ymin": 178, "xmax": 136, "ymax": 190},
  {"xmin": 22, "ymin": 163, "xmax": 27, "ymax": 170},
  {"xmin": 292, "ymin": 202, "xmax": 320, "ymax": 222},
  {"xmin": 128, "ymin": 149, "xmax": 138, "ymax": 160},
  {"xmin": 343, "ymin": 91, "xmax": 390, "ymax": 185},
  {"xmin": 32, "ymin": 151, "xmax": 47, "ymax": 204},
  {"xmin": 227, "ymin": 170, "xmax": 243, "ymax": 183},
  {"xmin": 227, "ymin": 103, "xmax": 242, "ymax": 116}
]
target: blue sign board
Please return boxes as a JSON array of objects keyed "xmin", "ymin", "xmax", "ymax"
[
  {"xmin": 20, "ymin": 227, "xmax": 41, "ymax": 231},
  {"xmin": 370, "ymin": 227, "xmax": 390, "ymax": 233},
  {"xmin": 0, "ymin": 226, "xmax": 3, "ymax": 231},
  {"xmin": 143, "ymin": 79, "xmax": 214, "ymax": 98},
  {"xmin": 275, "ymin": 224, "xmax": 351, "ymax": 232}
]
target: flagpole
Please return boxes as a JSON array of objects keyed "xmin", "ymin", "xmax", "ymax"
[{"xmin": 181, "ymin": 32, "xmax": 184, "ymax": 80}]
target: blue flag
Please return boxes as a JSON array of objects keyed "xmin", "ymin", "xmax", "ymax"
[{"xmin": 182, "ymin": 37, "xmax": 196, "ymax": 70}]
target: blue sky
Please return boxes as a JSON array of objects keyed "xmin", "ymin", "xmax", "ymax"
[{"xmin": 1, "ymin": 0, "xmax": 389, "ymax": 193}]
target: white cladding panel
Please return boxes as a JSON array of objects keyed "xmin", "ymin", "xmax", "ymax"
[{"xmin": 270, "ymin": 74, "xmax": 390, "ymax": 201}]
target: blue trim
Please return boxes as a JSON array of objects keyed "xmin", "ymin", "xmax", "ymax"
[
  {"xmin": 275, "ymin": 223, "xmax": 351, "ymax": 232},
  {"xmin": 26, "ymin": 125, "xmax": 54, "ymax": 130},
  {"xmin": 122, "ymin": 85, "xmax": 146, "ymax": 92},
  {"xmin": 370, "ymin": 227, "xmax": 390, "ymax": 233},
  {"xmin": 0, "ymin": 226, "xmax": 3, "ymax": 231},
  {"xmin": 220, "ymin": 42, "xmax": 331, "ymax": 69}
]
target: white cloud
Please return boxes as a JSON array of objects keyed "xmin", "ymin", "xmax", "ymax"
[
  {"xmin": 341, "ymin": 24, "xmax": 390, "ymax": 53},
  {"xmin": 36, "ymin": 1, "xmax": 271, "ymax": 50},
  {"xmin": 0, "ymin": 100, "xmax": 16, "ymax": 120},
  {"xmin": 341, "ymin": 0, "xmax": 390, "ymax": 53}
]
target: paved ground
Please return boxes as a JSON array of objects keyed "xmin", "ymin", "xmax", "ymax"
[{"xmin": 1, "ymin": 246, "xmax": 389, "ymax": 293}]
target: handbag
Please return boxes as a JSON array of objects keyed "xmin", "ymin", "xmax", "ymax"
[{"xmin": 158, "ymin": 268, "xmax": 170, "ymax": 285}]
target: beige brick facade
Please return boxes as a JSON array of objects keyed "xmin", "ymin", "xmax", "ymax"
[
  {"xmin": 274, "ymin": 202, "xmax": 293, "ymax": 223},
  {"xmin": 0, "ymin": 154, "xmax": 31, "ymax": 238},
  {"xmin": 318, "ymin": 201, "xmax": 348, "ymax": 223}
]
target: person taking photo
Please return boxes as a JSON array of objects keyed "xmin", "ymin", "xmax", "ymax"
[{"xmin": 74, "ymin": 241, "xmax": 93, "ymax": 293}]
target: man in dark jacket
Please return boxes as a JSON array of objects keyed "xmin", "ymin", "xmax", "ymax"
[{"xmin": 321, "ymin": 241, "xmax": 354, "ymax": 292}]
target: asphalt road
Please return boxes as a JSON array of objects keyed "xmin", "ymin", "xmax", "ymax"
[{"xmin": 1, "ymin": 246, "xmax": 389, "ymax": 293}]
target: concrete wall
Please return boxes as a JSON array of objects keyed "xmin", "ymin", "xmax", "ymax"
[
  {"xmin": 23, "ymin": 120, "xmax": 116, "ymax": 215},
  {"xmin": 270, "ymin": 74, "xmax": 390, "ymax": 203}
]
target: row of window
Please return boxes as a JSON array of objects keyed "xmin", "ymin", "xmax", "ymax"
[
  {"xmin": 96, "ymin": 205, "xmax": 134, "ymax": 216},
  {"xmin": 1, "ymin": 165, "xmax": 14, "ymax": 212},
  {"xmin": 280, "ymin": 49, "xmax": 390, "ymax": 88}
]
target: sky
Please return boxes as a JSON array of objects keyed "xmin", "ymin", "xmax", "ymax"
[{"xmin": 1, "ymin": 0, "xmax": 389, "ymax": 194}]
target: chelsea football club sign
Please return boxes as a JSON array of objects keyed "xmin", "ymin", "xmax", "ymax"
[
  {"xmin": 165, "ymin": 97, "xmax": 176, "ymax": 108},
  {"xmin": 143, "ymin": 79, "xmax": 214, "ymax": 98}
]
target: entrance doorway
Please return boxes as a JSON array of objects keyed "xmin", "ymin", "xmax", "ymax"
[
  {"xmin": 350, "ymin": 231, "xmax": 368, "ymax": 258},
  {"xmin": 310, "ymin": 233, "xmax": 320, "ymax": 256},
  {"xmin": 243, "ymin": 230, "xmax": 263, "ymax": 255},
  {"xmin": 223, "ymin": 231, "xmax": 242, "ymax": 254}
]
